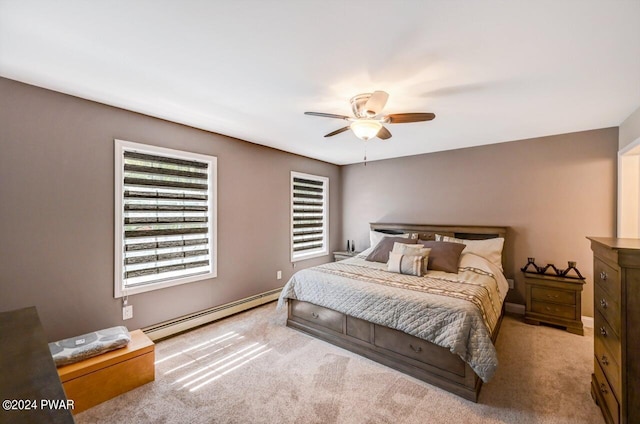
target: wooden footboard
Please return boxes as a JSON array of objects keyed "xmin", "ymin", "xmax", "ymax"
[{"xmin": 287, "ymin": 299, "xmax": 504, "ymax": 402}]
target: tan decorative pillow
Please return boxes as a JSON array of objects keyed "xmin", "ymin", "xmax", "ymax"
[
  {"xmin": 366, "ymin": 237, "xmax": 418, "ymax": 263},
  {"xmin": 387, "ymin": 252, "xmax": 424, "ymax": 276},
  {"xmin": 418, "ymin": 240, "xmax": 466, "ymax": 273}
]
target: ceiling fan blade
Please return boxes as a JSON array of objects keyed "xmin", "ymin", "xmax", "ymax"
[
  {"xmin": 377, "ymin": 126, "xmax": 392, "ymax": 140},
  {"xmin": 305, "ymin": 111, "xmax": 351, "ymax": 120},
  {"xmin": 324, "ymin": 126, "xmax": 351, "ymax": 138},
  {"xmin": 364, "ymin": 91, "xmax": 389, "ymax": 117},
  {"xmin": 387, "ymin": 113, "xmax": 436, "ymax": 123}
]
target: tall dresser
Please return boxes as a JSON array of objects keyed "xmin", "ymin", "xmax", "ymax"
[{"xmin": 587, "ymin": 237, "xmax": 640, "ymax": 424}]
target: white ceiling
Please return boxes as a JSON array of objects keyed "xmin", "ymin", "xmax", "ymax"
[{"xmin": 1, "ymin": 1, "xmax": 639, "ymax": 165}]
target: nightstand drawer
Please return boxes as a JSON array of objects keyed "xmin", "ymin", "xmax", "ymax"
[
  {"xmin": 594, "ymin": 258, "xmax": 620, "ymax": 301},
  {"xmin": 594, "ymin": 281, "xmax": 620, "ymax": 334},
  {"xmin": 531, "ymin": 287, "xmax": 575, "ymax": 305},
  {"xmin": 595, "ymin": 334, "xmax": 621, "ymax": 399},
  {"xmin": 595, "ymin": 311, "xmax": 621, "ymax": 365},
  {"xmin": 530, "ymin": 300, "xmax": 576, "ymax": 320},
  {"xmin": 594, "ymin": 359, "xmax": 620, "ymax": 424}
]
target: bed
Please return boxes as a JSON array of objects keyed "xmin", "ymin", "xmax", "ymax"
[{"xmin": 278, "ymin": 223, "xmax": 509, "ymax": 402}]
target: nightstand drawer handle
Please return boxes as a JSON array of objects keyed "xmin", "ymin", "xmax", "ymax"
[
  {"xmin": 600, "ymin": 327, "xmax": 608, "ymax": 337},
  {"xmin": 409, "ymin": 344, "xmax": 423, "ymax": 353},
  {"xmin": 600, "ymin": 383, "xmax": 608, "ymax": 394},
  {"xmin": 600, "ymin": 271, "xmax": 608, "ymax": 281},
  {"xmin": 600, "ymin": 299, "xmax": 608, "ymax": 309},
  {"xmin": 311, "ymin": 312, "xmax": 319, "ymax": 319},
  {"xmin": 601, "ymin": 355, "xmax": 609, "ymax": 366},
  {"xmin": 546, "ymin": 294, "xmax": 559, "ymax": 299}
]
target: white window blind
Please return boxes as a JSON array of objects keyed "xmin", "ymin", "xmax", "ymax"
[
  {"xmin": 115, "ymin": 140, "xmax": 217, "ymax": 297},
  {"xmin": 291, "ymin": 172, "xmax": 328, "ymax": 261}
]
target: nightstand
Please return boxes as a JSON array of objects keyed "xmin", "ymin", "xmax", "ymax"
[
  {"xmin": 523, "ymin": 272, "xmax": 585, "ymax": 335},
  {"xmin": 333, "ymin": 251, "xmax": 360, "ymax": 261}
]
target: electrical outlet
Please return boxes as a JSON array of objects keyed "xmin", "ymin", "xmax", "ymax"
[
  {"xmin": 122, "ymin": 305, "xmax": 133, "ymax": 320},
  {"xmin": 507, "ymin": 278, "xmax": 515, "ymax": 289},
  {"xmin": 277, "ymin": 270, "xmax": 282, "ymax": 280}
]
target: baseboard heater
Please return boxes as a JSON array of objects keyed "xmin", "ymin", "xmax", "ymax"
[{"xmin": 142, "ymin": 287, "xmax": 282, "ymax": 341}]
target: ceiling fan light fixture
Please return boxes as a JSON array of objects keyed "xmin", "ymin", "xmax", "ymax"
[{"xmin": 350, "ymin": 120, "xmax": 382, "ymax": 141}]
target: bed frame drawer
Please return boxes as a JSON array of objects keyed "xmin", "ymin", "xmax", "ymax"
[
  {"xmin": 373, "ymin": 325, "xmax": 465, "ymax": 376},
  {"xmin": 290, "ymin": 301, "xmax": 343, "ymax": 333}
]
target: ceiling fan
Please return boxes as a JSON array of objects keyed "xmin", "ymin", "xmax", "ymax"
[{"xmin": 304, "ymin": 91, "xmax": 435, "ymax": 141}]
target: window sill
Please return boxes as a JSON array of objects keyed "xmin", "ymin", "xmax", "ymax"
[{"xmin": 115, "ymin": 271, "xmax": 216, "ymax": 298}]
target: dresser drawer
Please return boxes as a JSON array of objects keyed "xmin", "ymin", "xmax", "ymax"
[
  {"xmin": 594, "ymin": 281, "xmax": 620, "ymax": 335},
  {"xmin": 531, "ymin": 286, "xmax": 575, "ymax": 305},
  {"xmin": 530, "ymin": 300, "xmax": 576, "ymax": 320},
  {"xmin": 595, "ymin": 334, "xmax": 621, "ymax": 399},
  {"xmin": 373, "ymin": 325, "xmax": 465, "ymax": 376},
  {"xmin": 595, "ymin": 311, "xmax": 621, "ymax": 365},
  {"xmin": 594, "ymin": 359, "xmax": 620, "ymax": 424},
  {"xmin": 594, "ymin": 258, "xmax": 620, "ymax": 301},
  {"xmin": 290, "ymin": 301, "xmax": 343, "ymax": 333}
]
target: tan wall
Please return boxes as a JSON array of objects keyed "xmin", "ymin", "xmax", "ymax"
[
  {"xmin": 341, "ymin": 128, "xmax": 618, "ymax": 317},
  {"xmin": 620, "ymin": 105, "xmax": 640, "ymax": 151},
  {"xmin": 0, "ymin": 77, "xmax": 341, "ymax": 341}
]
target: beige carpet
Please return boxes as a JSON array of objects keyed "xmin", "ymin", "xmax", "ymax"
[{"xmin": 76, "ymin": 303, "xmax": 604, "ymax": 424}]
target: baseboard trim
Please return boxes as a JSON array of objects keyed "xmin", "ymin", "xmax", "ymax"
[
  {"xmin": 582, "ymin": 316, "xmax": 594, "ymax": 328},
  {"xmin": 505, "ymin": 302, "xmax": 525, "ymax": 315},
  {"xmin": 142, "ymin": 287, "xmax": 282, "ymax": 341}
]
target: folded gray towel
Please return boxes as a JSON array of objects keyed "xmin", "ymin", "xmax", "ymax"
[{"xmin": 49, "ymin": 326, "xmax": 131, "ymax": 367}]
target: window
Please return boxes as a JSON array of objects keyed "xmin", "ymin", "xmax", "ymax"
[
  {"xmin": 115, "ymin": 139, "xmax": 217, "ymax": 297},
  {"xmin": 291, "ymin": 171, "xmax": 329, "ymax": 262}
]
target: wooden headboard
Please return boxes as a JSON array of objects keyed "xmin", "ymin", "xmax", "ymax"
[{"xmin": 369, "ymin": 223, "xmax": 509, "ymax": 273}]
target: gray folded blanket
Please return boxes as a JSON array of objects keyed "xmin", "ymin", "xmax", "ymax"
[{"xmin": 49, "ymin": 326, "xmax": 131, "ymax": 367}]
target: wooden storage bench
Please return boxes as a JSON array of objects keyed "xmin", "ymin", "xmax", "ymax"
[{"xmin": 56, "ymin": 329, "xmax": 155, "ymax": 414}]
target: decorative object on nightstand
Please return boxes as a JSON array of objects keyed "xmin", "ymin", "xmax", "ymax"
[
  {"xmin": 522, "ymin": 258, "xmax": 585, "ymax": 335},
  {"xmin": 521, "ymin": 257, "xmax": 585, "ymax": 279},
  {"xmin": 333, "ymin": 250, "xmax": 360, "ymax": 262},
  {"xmin": 587, "ymin": 237, "xmax": 640, "ymax": 424}
]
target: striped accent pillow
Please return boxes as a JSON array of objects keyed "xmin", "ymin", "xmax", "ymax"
[
  {"xmin": 392, "ymin": 243, "xmax": 431, "ymax": 274},
  {"xmin": 387, "ymin": 252, "xmax": 424, "ymax": 276}
]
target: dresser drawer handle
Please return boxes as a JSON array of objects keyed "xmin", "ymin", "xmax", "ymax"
[
  {"xmin": 600, "ymin": 327, "xmax": 608, "ymax": 337},
  {"xmin": 311, "ymin": 312, "xmax": 319, "ymax": 319},
  {"xmin": 409, "ymin": 344, "xmax": 423, "ymax": 353},
  {"xmin": 600, "ymin": 299, "xmax": 608, "ymax": 309},
  {"xmin": 600, "ymin": 383, "xmax": 608, "ymax": 394},
  {"xmin": 600, "ymin": 271, "xmax": 608, "ymax": 281},
  {"xmin": 601, "ymin": 355, "xmax": 609, "ymax": 366}
]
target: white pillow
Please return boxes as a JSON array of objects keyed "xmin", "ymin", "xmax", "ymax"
[
  {"xmin": 369, "ymin": 230, "xmax": 411, "ymax": 249},
  {"xmin": 436, "ymin": 234, "xmax": 504, "ymax": 271}
]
